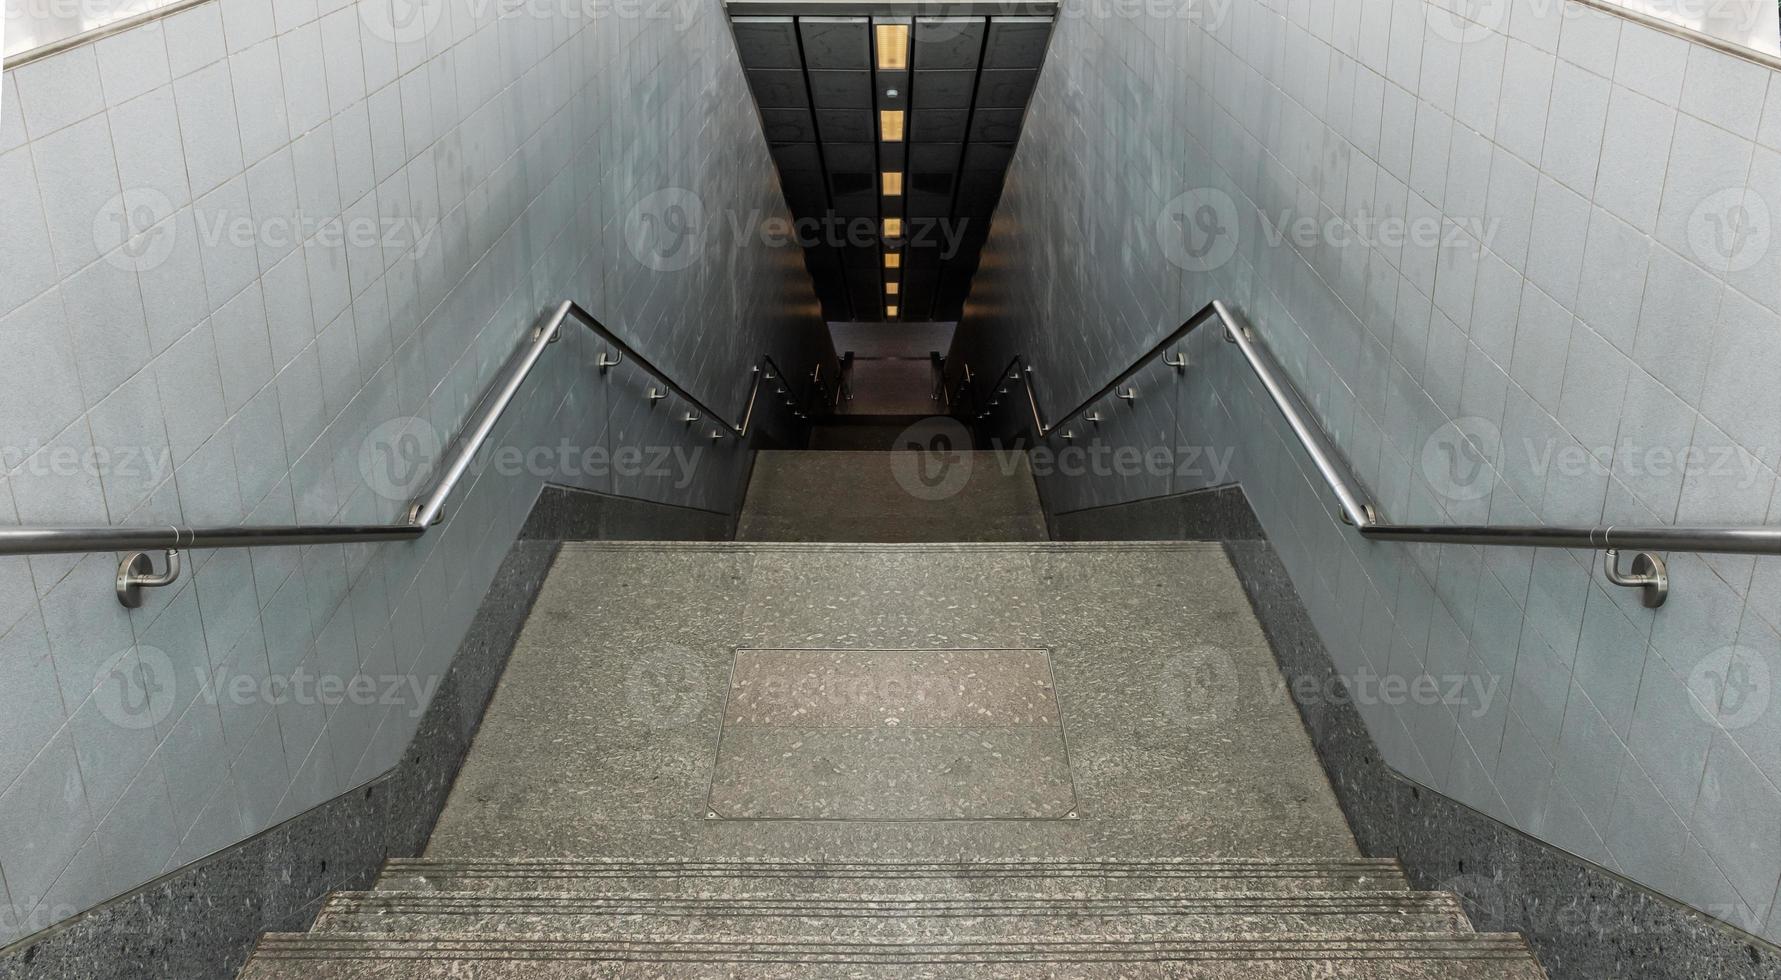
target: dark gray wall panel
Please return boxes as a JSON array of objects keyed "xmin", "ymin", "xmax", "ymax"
[
  {"xmin": 913, "ymin": 109, "xmax": 969, "ymax": 141},
  {"xmin": 909, "ymin": 142, "xmax": 962, "ymax": 170},
  {"xmin": 770, "ymin": 143, "xmax": 822, "ymax": 171},
  {"xmin": 809, "ymin": 70, "xmax": 873, "ymax": 108},
  {"xmin": 955, "ymin": 172, "xmax": 1005, "ymax": 216},
  {"xmin": 748, "ymin": 68, "xmax": 809, "ymax": 108},
  {"xmin": 823, "ymin": 143, "xmax": 877, "ymax": 171},
  {"xmin": 970, "ymin": 108, "xmax": 1025, "ymax": 141},
  {"xmin": 911, "ymin": 69, "xmax": 976, "ymax": 109},
  {"xmin": 829, "ymin": 172, "xmax": 877, "ymax": 217},
  {"xmin": 982, "ymin": 17, "xmax": 1052, "ymax": 68},
  {"xmin": 799, "ymin": 17, "xmax": 871, "ymax": 69},
  {"xmin": 913, "ymin": 17, "xmax": 986, "ymax": 69},
  {"xmin": 816, "ymin": 109, "xmax": 875, "ymax": 141},
  {"xmin": 733, "ymin": 17, "xmax": 802, "ymax": 67},
  {"xmin": 976, "ymin": 69, "xmax": 1037, "ymax": 108},
  {"xmin": 963, "ymin": 143, "xmax": 1014, "ymax": 171},
  {"xmin": 760, "ymin": 108, "xmax": 817, "ymax": 142}
]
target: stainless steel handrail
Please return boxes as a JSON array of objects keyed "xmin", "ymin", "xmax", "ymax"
[
  {"xmin": 980, "ymin": 301, "xmax": 1781, "ymax": 603},
  {"xmin": 0, "ymin": 301, "xmax": 802, "ymax": 596}
]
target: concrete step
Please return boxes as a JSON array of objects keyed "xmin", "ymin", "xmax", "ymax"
[
  {"xmin": 376, "ymin": 858, "xmax": 1412, "ymax": 896},
  {"xmin": 241, "ymin": 934, "xmax": 1548, "ymax": 979},
  {"xmin": 311, "ymin": 891, "xmax": 1471, "ymax": 940}
]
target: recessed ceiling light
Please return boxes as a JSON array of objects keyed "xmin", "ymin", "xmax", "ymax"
[
  {"xmin": 882, "ymin": 172, "xmax": 903, "ymax": 195},
  {"xmin": 886, "ymin": 304, "xmax": 899, "ymax": 318},
  {"xmin": 883, "ymin": 217, "xmax": 903, "ymax": 237},
  {"xmin": 875, "ymin": 24, "xmax": 909, "ymax": 70},
  {"xmin": 884, "ymin": 253, "xmax": 901, "ymax": 269},
  {"xmin": 886, "ymin": 282, "xmax": 900, "ymax": 295},
  {"xmin": 879, "ymin": 110, "xmax": 905, "ymax": 142}
]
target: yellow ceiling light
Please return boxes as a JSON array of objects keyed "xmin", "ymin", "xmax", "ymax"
[
  {"xmin": 882, "ymin": 171, "xmax": 903, "ymax": 195},
  {"xmin": 886, "ymin": 282, "xmax": 900, "ymax": 295},
  {"xmin": 875, "ymin": 23, "xmax": 909, "ymax": 69},
  {"xmin": 883, "ymin": 217, "xmax": 903, "ymax": 237},
  {"xmin": 884, "ymin": 252, "xmax": 901, "ymax": 269},
  {"xmin": 886, "ymin": 304, "xmax": 900, "ymax": 318},
  {"xmin": 879, "ymin": 110, "xmax": 905, "ymax": 142}
]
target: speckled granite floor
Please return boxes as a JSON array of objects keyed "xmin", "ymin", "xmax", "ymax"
[
  {"xmin": 236, "ymin": 541, "xmax": 1548, "ymax": 978},
  {"xmin": 736, "ymin": 451, "xmax": 1049, "ymax": 541},
  {"xmin": 423, "ymin": 543, "xmax": 1357, "ymax": 861}
]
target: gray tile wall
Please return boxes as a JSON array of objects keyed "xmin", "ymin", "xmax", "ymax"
[
  {"xmin": 0, "ymin": 0, "xmax": 822, "ymax": 944},
  {"xmin": 960, "ymin": 0, "xmax": 1781, "ymax": 943}
]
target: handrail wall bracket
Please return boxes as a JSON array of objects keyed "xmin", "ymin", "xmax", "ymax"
[
  {"xmin": 985, "ymin": 301, "xmax": 1779, "ymax": 609},
  {"xmin": 3, "ymin": 299, "xmax": 818, "ymax": 607},
  {"xmin": 1604, "ymin": 549, "xmax": 1670, "ymax": 608},
  {"xmin": 117, "ymin": 549, "xmax": 182, "ymax": 609}
]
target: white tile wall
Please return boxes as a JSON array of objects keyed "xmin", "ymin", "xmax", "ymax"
[
  {"xmin": 962, "ymin": 0, "xmax": 1781, "ymax": 942},
  {"xmin": 0, "ymin": 0, "xmax": 822, "ymax": 946}
]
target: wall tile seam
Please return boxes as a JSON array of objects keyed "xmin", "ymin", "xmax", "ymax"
[
  {"xmin": 1168, "ymin": 167, "xmax": 1781, "ymax": 955},
  {"xmin": 1204, "ymin": 20, "xmax": 1781, "ymax": 326},
  {"xmin": 1182, "ymin": 64, "xmax": 1781, "ymax": 523}
]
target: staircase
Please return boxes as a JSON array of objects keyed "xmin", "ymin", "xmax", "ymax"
[{"xmin": 235, "ymin": 446, "xmax": 1548, "ymax": 979}]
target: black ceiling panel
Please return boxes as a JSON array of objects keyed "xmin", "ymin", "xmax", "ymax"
[
  {"xmin": 975, "ymin": 70, "xmax": 1037, "ymax": 108},
  {"xmin": 747, "ymin": 69, "xmax": 809, "ymax": 108},
  {"xmin": 816, "ymin": 109, "xmax": 875, "ymax": 141},
  {"xmin": 900, "ymin": 270, "xmax": 937, "ymax": 319},
  {"xmin": 829, "ymin": 172, "xmax": 877, "ymax": 217},
  {"xmin": 904, "ymin": 242, "xmax": 945, "ymax": 269},
  {"xmin": 760, "ymin": 108, "xmax": 816, "ymax": 143},
  {"xmin": 823, "ymin": 143, "xmax": 876, "ymax": 171},
  {"xmin": 770, "ymin": 143, "xmax": 822, "ymax": 171},
  {"xmin": 982, "ymin": 17, "xmax": 1052, "ymax": 68},
  {"xmin": 911, "ymin": 70, "xmax": 975, "ymax": 109},
  {"xmin": 731, "ymin": 9, "xmax": 1054, "ymax": 322},
  {"xmin": 913, "ymin": 110, "xmax": 968, "ymax": 142},
  {"xmin": 780, "ymin": 180, "xmax": 827, "ymax": 216},
  {"xmin": 809, "ymin": 70, "xmax": 873, "ymax": 108},
  {"xmin": 733, "ymin": 17, "xmax": 801, "ymax": 67},
  {"xmin": 956, "ymin": 171, "xmax": 1004, "ymax": 216},
  {"xmin": 962, "ymin": 143, "xmax": 1014, "ymax": 171},
  {"xmin": 969, "ymin": 108, "xmax": 1025, "ymax": 141},
  {"xmin": 913, "ymin": 18, "xmax": 985, "ymax": 69},
  {"xmin": 908, "ymin": 142, "xmax": 961, "ymax": 171},
  {"xmin": 799, "ymin": 17, "xmax": 870, "ymax": 69},
  {"xmin": 908, "ymin": 186, "xmax": 952, "ymax": 219}
]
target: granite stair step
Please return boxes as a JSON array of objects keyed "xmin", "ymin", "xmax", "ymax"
[
  {"xmin": 310, "ymin": 890, "xmax": 1472, "ymax": 939},
  {"xmin": 375, "ymin": 858, "xmax": 1412, "ymax": 896},
  {"xmin": 240, "ymin": 933, "xmax": 1548, "ymax": 979}
]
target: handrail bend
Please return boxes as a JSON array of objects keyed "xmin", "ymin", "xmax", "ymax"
[
  {"xmin": 0, "ymin": 301, "xmax": 807, "ymax": 591},
  {"xmin": 975, "ymin": 301, "xmax": 1781, "ymax": 604}
]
